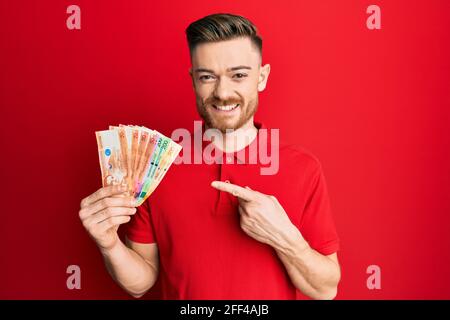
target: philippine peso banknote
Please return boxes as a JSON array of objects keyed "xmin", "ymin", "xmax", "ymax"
[{"xmin": 95, "ymin": 125, "xmax": 182, "ymax": 205}]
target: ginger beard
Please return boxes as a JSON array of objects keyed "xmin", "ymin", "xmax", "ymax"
[{"xmin": 196, "ymin": 93, "xmax": 258, "ymax": 133}]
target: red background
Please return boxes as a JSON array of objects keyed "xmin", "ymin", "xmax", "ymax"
[{"xmin": 1, "ymin": 0, "xmax": 449, "ymax": 299}]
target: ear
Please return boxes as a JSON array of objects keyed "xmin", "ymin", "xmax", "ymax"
[
  {"xmin": 189, "ymin": 67, "xmax": 195, "ymax": 90},
  {"xmin": 257, "ymin": 64, "xmax": 271, "ymax": 92}
]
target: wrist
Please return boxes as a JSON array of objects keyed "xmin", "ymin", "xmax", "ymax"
[
  {"xmin": 275, "ymin": 224, "xmax": 310, "ymax": 258},
  {"xmin": 99, "ymin": 238, "xmax": 124, "ymax": 257}
]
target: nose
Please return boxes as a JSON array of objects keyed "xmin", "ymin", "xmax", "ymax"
[{"xmin": 213, "ymin": 77, "xmax": 234, "ymax": 102}]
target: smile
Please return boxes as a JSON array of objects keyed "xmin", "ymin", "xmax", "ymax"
[{"xmin": 212, "ymin": 104, "xmax": 240, "ymax": 112}]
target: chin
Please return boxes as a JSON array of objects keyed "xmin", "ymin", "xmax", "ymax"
[
  {"xmin": 206, "ymin": 115, "xmax": 239, "ymax": 132},
  {"xmin": 211, "ymin": 122, "xmax": 238, "ymax": 133}
]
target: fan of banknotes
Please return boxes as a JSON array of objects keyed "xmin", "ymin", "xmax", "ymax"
[{"xmin": 95, "ymin": 125, "xmax": 182, "ymax": 206}]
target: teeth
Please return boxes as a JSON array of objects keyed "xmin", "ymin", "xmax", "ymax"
[{"xmin": 214, "ymin": 104, "xmax": 239, "ymax": 111}]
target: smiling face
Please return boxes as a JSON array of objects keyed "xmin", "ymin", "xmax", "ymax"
[{"xmin": 190, "ymin": 37, "xmax": 270, "ymax": 133}]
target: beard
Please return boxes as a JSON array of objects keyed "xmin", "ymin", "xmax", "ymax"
[{"xmin": 196, "ymin": 94, "xmax": 258, "ymax": 133}]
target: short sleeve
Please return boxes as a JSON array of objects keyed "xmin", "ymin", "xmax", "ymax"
[
  {"xmin": 125, "ymin": 199, "xmax": 156, "ymax": 244},
  {"xmin": 299, "ymin": 164, "xmax": 340, "ymax": 256}
]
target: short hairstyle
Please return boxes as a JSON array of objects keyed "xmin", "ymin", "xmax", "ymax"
[{"xmin": 185, "ymin": 13, "xmax": 262, "ymax": 56}]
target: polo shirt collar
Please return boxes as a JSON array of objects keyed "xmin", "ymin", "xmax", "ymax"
[{"xmin": 198, "ymin": 121, "xmax": 269, "ymax": 165}]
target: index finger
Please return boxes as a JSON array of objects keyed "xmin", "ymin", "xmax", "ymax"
[
  {"xmin": 211, "ymin": 181, "xmax": 256, "ymax": 202},
  {"xmin": 81, "ymin": 184, "xmax": 128, "ymax": 208}
]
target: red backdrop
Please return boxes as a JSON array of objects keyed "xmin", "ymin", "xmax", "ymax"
[{"xmin": 1, "ymin": 0, "xmax": 449, "ymax": 299}]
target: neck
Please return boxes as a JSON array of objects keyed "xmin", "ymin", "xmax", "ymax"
[{"xmin": 206, "ymin": 117, "xmax": 258, "ymax": 153}]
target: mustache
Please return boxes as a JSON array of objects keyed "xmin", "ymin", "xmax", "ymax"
[{"xmin": 203, "ymin": 97, "xmax": 242, "ymax": 107}]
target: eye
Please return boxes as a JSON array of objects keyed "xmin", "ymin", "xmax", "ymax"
[
  {"xmin": 233, "ymin": 73, "xmax": 248, "ymax": 79},
  {"xmin": 199, "ymin": 75, "xmax": 215, "ymax": 81}
]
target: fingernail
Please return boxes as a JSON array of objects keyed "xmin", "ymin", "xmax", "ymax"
[{"xmin": 211, "ymin": 181, "xmax": 218, "ymax": 187}]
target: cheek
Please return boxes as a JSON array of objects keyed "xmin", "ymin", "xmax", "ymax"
[
  {"xmin": 238, "ymin": 81, "xmax": 259, "ymax": 101},
  {"xmin": 195, "ymin": 84, "xmax": 214, "ymax": 102}
]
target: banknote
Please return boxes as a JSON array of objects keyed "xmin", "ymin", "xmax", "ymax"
[
  {"xmin": 135, "ymin": 138, "xmax": 182, "ymax": 205},
  {"xmin": 95, "ymin": 129, "xmax": 127, "ymax": 188},
  {"xmin": 95, "ymin": 125, "xmax": 181, "ymax": 204},
  {"xmin": 136, "ymin": 141, "xmax": 182, "ymax": 205},
  {"xmin": 134, "ymin": 133, "xmax": 169, "ymax": 201}
]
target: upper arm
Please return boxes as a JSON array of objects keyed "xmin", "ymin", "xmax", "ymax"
[{"xmin": 126, "ymin": 237, "xmax": 160, "ymax": 275}]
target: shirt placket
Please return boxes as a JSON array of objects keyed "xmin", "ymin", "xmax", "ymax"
[{"xmin": 214, "ymin": 153, "xmax": 237, "ymax": 215}]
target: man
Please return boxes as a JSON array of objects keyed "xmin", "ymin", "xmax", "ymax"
[{"xmin": 79, "ymin": 13, "xmax": 341, "ymax": 300}]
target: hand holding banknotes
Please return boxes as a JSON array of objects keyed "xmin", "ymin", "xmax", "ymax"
[
  {"xmin": 79, "ymin": 185, "xmax": 137, "ymax": 251},
  {"xmin": 79, "ymin": 124, "xmax": 181, "ymax": 250},
  {"xmin": 95, "ymin": 124, "xmax": 182, "ymax": 206}
]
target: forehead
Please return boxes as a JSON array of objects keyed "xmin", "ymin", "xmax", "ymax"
[{"xmin": 191, "ymin": 37, "xmax": 260, "ymax": 70}]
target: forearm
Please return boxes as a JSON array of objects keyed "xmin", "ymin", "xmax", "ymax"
[
  {"xmin": 100, "ymin": 240, "xmax": 157, "ymax": 298},
  {"xmin": 274, "ymin": 227, "xmax": 340, "ymax": 300}
]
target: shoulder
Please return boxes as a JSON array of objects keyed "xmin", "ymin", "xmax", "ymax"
[{"xmin": 278, "ymin": 141, "xmax": 323, "ymax": 174}]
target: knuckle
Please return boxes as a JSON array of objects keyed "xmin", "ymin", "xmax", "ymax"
[
  {"xmin": 105, "ymin": 207, "xmax": 115, "ymax": 217},
  {"xmin": 95, "ymin": 210, "xmax": 105, "ymax": 221},
  {"xmin": 245, "ymin": 206, "xmax": 254, "ymax": 215},
  {"xmin": 100, "ymin": 198, "xmax": 109, "ymax": 207},
  {"xmin": 85, "ymin": 222, "xmax": 94, "ymax": 233},
  {"xmin": 88, "ymin": 224, "xmax": 98, "ymax": 235},
  {"xmin": 82, "ymin": 219, "xmax": 89, "ymax": 229},
  {"xmin": 105, "ymin": 198, "xmax": 115, "ymax": 207},
  {"xmin": 98, "ymin": 188, "xmax": 106, "ymax": 198},
  {"xmin": 78, "ymin": 208, "xmax": 85, "ymax": 219}
]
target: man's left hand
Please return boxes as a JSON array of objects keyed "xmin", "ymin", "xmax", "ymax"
[{"xmin": 211, "ymin": 180, "xmax": 302, "ymax": 250}]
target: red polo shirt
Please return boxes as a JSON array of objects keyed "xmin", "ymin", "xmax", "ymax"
[{"xmin": 126, "ymin": 122, "xmax": 340, "ymax": 299}]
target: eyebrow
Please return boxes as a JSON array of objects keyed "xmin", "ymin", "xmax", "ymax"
[{"xmin": 194, "ymin": 65, "xmax": 252, "ymax": 73}]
